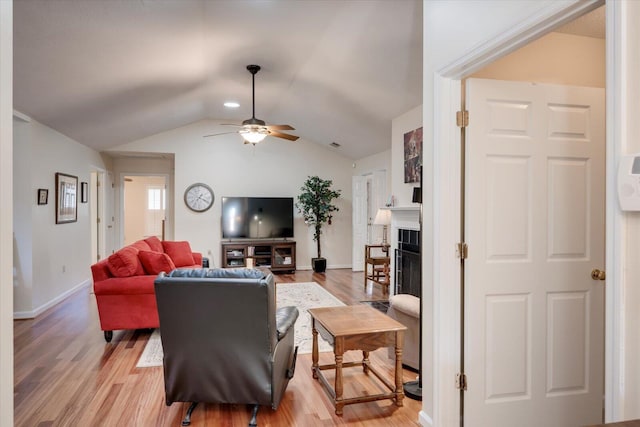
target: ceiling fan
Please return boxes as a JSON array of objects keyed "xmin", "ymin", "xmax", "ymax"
[{"xmin": 204, "ymin": 64, "xmax": 299, "ymax": 144}]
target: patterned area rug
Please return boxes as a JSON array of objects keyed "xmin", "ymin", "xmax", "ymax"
[{"xmin": 137, "ymin": 281, "xmax": 345, "ymax": 368}]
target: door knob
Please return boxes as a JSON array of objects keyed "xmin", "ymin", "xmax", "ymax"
[{"xmin": 591, "ymin": 269, "xmax": 606, "ymax": 281}]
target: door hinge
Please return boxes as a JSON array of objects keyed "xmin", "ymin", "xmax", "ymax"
[
  {"xmin": 456, "ymin": 373, "xmax": 468, "ymax": 390},
  {"xmin": 456, "ymin": 110, "xmax": 469, "ymax": 127},
  {"xmin": 456, "ymin": 242, "xmax": 468, "ymax": 259},
  {"xmin": 97, "ymin": 217, "xmax": 101, "ymax": 224}
]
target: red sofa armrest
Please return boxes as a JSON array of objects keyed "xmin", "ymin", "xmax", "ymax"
[
  {"xmin": 192, "ymin": 252, "xmax": 203, "ymax": 266},
  {"xmin": 91, "ymin": 259, "xmax": 112, "ymax": 283}
]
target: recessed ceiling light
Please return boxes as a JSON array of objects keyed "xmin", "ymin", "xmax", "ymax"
[{"xmin": 224, "ymin": 102, "xmax": 240, "ymax": 108}]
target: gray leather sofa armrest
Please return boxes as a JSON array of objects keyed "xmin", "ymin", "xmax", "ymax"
[{"xmin": 275, "ymin": 306, "xmax": 299, "ymax": 341}]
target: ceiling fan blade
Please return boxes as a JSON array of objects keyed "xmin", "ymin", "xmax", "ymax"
[
  {"xmin": 266, "ymin": 124, "xmax": 294, "ymax": 131},
  {"xmin": 269, "ymin": 130, "xmax": 299, "ymax": 141},
  {"xmin": 203, "ymin": 131, "xmax": 239, "ymax": 138}
]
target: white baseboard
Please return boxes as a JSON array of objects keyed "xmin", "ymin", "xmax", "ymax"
[
  {"xmin": 419, "ymin": 410, "xmax": 433, "ymax": 426},
  {"xmin": 13, "ymin": 278, "xmax": 91, "ymax": 319}
]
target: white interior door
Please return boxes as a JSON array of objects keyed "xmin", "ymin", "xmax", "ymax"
[
  {"xmin": 104, "ymin": 171, "xmax": 115, "ymax": 255},
  {"xmin": 352, "ymin": 175, "xmax": 367, "ymax": 271},
  {"xmin": 464, "ymin": 78, "xmax": 605, "ymax": 426}
]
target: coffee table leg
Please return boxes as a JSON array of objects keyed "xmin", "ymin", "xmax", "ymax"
[
  {"xmin": 335, "ymin": 352, "xmax": 344, "ymax": 415},
  {"xmin": 362, "ymin": 351, "xmax": 370, "ymax": 374},
  {"xmin": 312, "ymin": 319, "xmax": 319, "ymax": 379},
  {"xmin": 395, "ymin": 332, "xmax": 405, "ymax": 407}
]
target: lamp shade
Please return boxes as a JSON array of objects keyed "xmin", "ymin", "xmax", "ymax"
[{"xmin": 373, "ymin": 208, "xmax": 391, "ymax": 225}]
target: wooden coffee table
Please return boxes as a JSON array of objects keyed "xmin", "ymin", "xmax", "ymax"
[{"xmin": 308, "ymin": 304, "xmax": 407, "ymax": 415}]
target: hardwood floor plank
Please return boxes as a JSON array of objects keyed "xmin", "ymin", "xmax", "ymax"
[{"xmin": 14, "ymin": 269, "xmax": 419, "ymax": 426}]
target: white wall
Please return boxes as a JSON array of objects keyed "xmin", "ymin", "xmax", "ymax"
[
  {"xmin": 472, "ymin": 31, "xmax": 605, "ymax": 87},
  {"xmin": 0, "ymin": 0, "xmax": 13, "ymax": 424},
  {"xmin": 108, "ymin": 120, "xmax": 353, "ymax": 270},
  {"xmin": 13, "ymin": 118, "xmax": 108, "ymax": 317},
  {"xmin": 353, "ymin": 148, "xmax": 392, "ymax": 190},
  {"xmin": 392, "ymin": 105, "xmax": 422, "ymax": 207},
  {"xmin": 619, "ymin": 1, "xmax": 640, "ymax": 419}
]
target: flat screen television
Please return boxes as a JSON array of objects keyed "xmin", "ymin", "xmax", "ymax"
[{"xmin": 221, "ymin": 197, "xmax": 294, "ymax": 239}]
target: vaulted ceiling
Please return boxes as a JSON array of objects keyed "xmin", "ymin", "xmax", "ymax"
[{"xmin": 13, "ymin": 0, "xmax": 423, "ymax": 160}]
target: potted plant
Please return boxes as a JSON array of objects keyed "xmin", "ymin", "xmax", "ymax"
[{"xmin": 296, "ymin": 176, "xmax": 341, "ymax": 273}]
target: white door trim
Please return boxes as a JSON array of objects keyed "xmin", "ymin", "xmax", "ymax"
[
  {"xmin": 604, "ymin": 0, "xmax": 625, "ymax": 420},
  {"xmin": 427, "ymin": 0, "xmax": 623, "ymax": 425}
]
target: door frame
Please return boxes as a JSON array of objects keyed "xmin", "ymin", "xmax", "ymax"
[{"xmin": 429, "ymin": 0, "xmax": 625, "ymax": 425}]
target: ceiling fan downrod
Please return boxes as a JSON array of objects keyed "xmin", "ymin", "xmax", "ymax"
[{"xmin": 243, "ymin": 64, "xmax": 265, "ymax": 126}]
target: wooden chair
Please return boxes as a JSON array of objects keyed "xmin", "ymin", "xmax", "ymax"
[{"xmin": 364, "ymin": 244, "xmax": 390, "ymax": 291}]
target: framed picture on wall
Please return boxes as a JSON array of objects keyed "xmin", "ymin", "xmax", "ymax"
[
  {"xmin": 37, "ymin": 188, "xmax": 48, "ymax": 205},
  {"xmin": 403, "ymin": 127, "xmax": 423, "ymax": 183},
  {"xmin": 55, "ymin": 172, "xmax": 78, "ymax": 224}
]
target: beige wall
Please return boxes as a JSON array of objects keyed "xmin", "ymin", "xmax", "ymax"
[
  {"xmin": 472, "ymin": 32, "xmax": 605, "ymax": 88},
  {"xmin": 123, "ymin": 175, "xmax": 167, "ymax": 245}
]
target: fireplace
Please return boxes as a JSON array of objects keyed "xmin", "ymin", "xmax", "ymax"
[{"xmin": 395, "ymin": 229, "xmax": 421, "ymax": 298}]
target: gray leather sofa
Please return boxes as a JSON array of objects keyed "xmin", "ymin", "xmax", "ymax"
[{"xmin": 154, "ymin": 268, "xmax": 299, "ymax": 426}]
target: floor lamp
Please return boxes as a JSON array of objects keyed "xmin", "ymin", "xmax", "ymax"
[{"xmin": 404, "ymin": 175, "xmax": 422, "ymax": 401}]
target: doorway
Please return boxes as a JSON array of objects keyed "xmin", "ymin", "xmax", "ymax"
[
  {"xmin": 352, "ymin": 169, "xmax": 387, "ymax": 271},
  {"xmin": 122, "ymin": 175, "xmax": 167, "ymax": 246}
]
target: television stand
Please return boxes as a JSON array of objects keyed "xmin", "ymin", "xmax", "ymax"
[{"xmin": 221, "ymin": 240, "xmax": 296, "ymax": 273}]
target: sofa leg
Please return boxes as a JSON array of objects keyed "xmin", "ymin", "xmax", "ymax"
[
  {"xmin": 181, "ymin": 402, "xmax": 198, "ymax": 426},
  {"xmin": 104, "ymin": 331, "xmax": 113, "ymax": 342},
  {"xmin": 248, "ymin": 404, "xmax": 259, "ymax": 426}
]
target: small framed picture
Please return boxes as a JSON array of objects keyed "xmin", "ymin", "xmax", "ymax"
[
  {"xmin": 56, "ymin": 172, "xmax": 78, "ymax": 224},
  {"xmin": 37, "ymin": 189, "xmax": 48, "ymax": 205},
  {"xmin": 81, "ymin": 182, "xmax": 88, "ymax": 203}
]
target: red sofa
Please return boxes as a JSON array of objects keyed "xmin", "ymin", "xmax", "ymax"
[{"xmin": 91, "ymin": 236, "xmax": 204, "ymax": 342}]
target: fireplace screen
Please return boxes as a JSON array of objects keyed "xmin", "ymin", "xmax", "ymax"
[{"xmin": 395, "ymin": 229, "xmax": 421, "ymax": 298}]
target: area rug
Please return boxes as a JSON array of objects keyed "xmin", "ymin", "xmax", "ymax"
[{"xmin": 137, "ymin": 281, "xmax": 345, "ymax": 368}]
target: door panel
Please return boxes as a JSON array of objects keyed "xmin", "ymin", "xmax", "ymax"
[{"xmin": 465, "ymin": 78, "xmax": 604, "ymax": 427}]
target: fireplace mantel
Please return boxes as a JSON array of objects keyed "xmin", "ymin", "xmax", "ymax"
[
  {"xmin": 385, "ymin": 206, "xmax": 421, "ymax": 296},
  {"xmin": 388, "ymin": 206, "xmax": 420, "ymax": 231}
]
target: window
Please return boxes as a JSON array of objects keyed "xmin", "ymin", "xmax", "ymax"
[{"xmin": 147, "ymin": 187, "xmax": 165, "ymax": 210}]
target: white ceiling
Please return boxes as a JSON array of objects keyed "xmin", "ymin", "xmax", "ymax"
[{"xmin": 13, "ymin": 0, "xmax": 423, "ymax": 160}]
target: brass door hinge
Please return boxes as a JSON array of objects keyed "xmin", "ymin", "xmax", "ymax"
[
  {"xmin": 456, "ymin": 373, "xmax": 468, "ymax": 390},
  {"xmin": 456, "ymin": 110, "xmax": 469, "ymax": 128},
  {"xmin": 456, "ymin": 242, "xmax": 468, "ymax": 259}
]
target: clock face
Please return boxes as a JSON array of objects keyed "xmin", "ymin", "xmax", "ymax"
[{"xmin": 184, "ymin": 183, "xmax": 214, "ymax": 212}]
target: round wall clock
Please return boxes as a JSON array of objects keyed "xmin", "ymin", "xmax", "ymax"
[{"xmin": 184, "ymin": 183, "xmax": 214, "ymax": 212}]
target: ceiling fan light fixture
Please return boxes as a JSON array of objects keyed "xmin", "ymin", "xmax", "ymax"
[{"xmin": 240, "ymin": 127, "xmax": 269, "ymax": 144}]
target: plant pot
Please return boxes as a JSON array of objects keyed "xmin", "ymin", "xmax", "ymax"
[{"xmin": 312, "ymin": 257, "xmax": 327, "ymax": 273}]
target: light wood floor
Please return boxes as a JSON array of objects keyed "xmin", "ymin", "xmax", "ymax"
[{"xmin": 14, "ymin": 269, "xmax": 422, "ymax": 426}]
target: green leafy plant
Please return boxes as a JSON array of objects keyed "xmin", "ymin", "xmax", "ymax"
[{"xmin": 296, "ymin": 176, "xmax": 342, "ymax": 259}]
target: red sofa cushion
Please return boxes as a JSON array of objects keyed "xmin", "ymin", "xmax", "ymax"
[
  {"xmin": 144, "ymin": 236, "xmax": 164, "ymax": 253},
  {"xmin": 106, "ymin": 247, "xmax": 145, "ymax": 277},
  {"xmin": 139, "ymin": 250, "xmax": 176, "ymax": 275},
  {"xmin": 130, "ymin": 239, "xmax": 151, "ymax": 252},
  {"xmin": 162, "ymin": 241, "xmax": 195, "ymax": 267}
]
